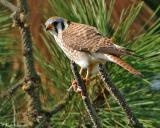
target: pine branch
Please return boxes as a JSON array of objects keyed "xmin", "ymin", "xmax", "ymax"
[
  {"xmin": 49, "ymin": 90, "xmax": 73, "ymax": 115},
  {"xmin": 10, "ymin": 0, "xmax": 44, "ymax": 127},
  {"xmin": 71, "ymin": 61, "xmax": 101, "ymax": 128},
  {"xmin": 98, "ymin": 64, "xmax": 144, "ymax": 128},
  {"xmin": 0, "ymin": 0, "xmax": 17, "ymax": 11},
  {"xmin": 44, "ymin": 90, "xmax": 73, "ymax": 116},
  {"xmin": 37, "ymin": 90, "xmax": 73, "ymax": 128},
  {"xmin": 0, "ymin": 1, "xmax": 47, "ymax": 127},
  {"xmin": 0, "ymin": 0, "xmax": 45, "ymax": 127},
  {"xmin": 1, "ymin": 80, "xmax": 24, "ymax": 98}
]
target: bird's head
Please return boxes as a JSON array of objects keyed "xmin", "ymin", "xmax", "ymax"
[{"xmin": 45, "ymin": 17, "xmax": 70, "ymax": 35}]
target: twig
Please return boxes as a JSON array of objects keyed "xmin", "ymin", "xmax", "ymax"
[
  {"xmin": 49, "ymin": 90, "xmax": 73, "ymax": 115},
  {"xmin": 1, "ymin": 80, "xmax": 24, "ymax": 98},
  {"xmin": 98, "ymin": 64, "xmax": 144, "ymax": 128},
  {"xmin": 37, "ymin": 90, "xmax": 73, "ymax": 128},
  {"xmin": 0, "ymin": 0, "xmax": 17, "ymax": 11},
  {"xmin": 71, "ymin": 61, "xmax": 101, "ymax": 128},
  {"xmin": 11, "ymin": 98, "xmax": 16, "ymax": 127},
  {"xmin": 43, "ymin": 89, "xmax": 73, "ymax": 116}
]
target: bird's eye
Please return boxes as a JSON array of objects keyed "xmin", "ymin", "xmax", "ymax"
[{"xmin": 52, "ymin": 21, "xmax": 58, "ymax": 28}]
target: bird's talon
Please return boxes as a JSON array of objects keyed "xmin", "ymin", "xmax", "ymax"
[
  {"xmin": 71, "ymin": 80, "xmax": 83, "ymax": 94},
  {"xmin": 76, "ymin": 86, "xmax": 82, "ymax": 93},
  {"xmin": 71, "ymin": 80, "xmax": 78, "ymax": 91}
]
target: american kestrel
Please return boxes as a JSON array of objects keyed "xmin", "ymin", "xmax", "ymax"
[{"xmin": 45, "ymin": 17, "xmax": 142, "ymax": 83}]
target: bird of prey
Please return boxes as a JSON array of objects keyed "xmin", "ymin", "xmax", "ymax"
[{"xmin": 45, "ymin": 17, "xmax": 142, "ymax": 85}]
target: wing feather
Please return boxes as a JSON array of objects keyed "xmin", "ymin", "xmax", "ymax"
[{"xmin": 62, "ymin": 22, "xmax": 133, "ymax": 56}]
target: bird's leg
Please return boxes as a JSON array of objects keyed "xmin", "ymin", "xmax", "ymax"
[
  {"xmin": 70, "ymin": 80, "xmax": 82, "ymax": 93},
  {"xmin": 70, "ymin": 66, "xmax": 93, "ymax": 93},
  {"xmin": 84, "ymin": 65, "xmax": 94, "ymax": 85},
  {"xmin": 79, "ymin": 67, "xmax": 83, "ymax": 76},
  {"xmin": 79, "ymin": 67, "xmax": 87, "ymax": 85}
]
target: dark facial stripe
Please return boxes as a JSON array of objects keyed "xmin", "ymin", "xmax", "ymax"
[
  {"xmin": 61, "ymin": 22, "xmax": 65, "ymax": 30},
  {"xmin": 67, "ymin": 20, "xmax": 71, "ymax": 25},
  {"xmin": 52, "ymin": 21, "xmax": 65, "ymax": 33},
  {"xmin": 53, "ymin": 21, "xmax": 58, "ymax": 28},
  {"xmin": 52, "ymin": 21, "xmax": 58, "ymax": 33}
]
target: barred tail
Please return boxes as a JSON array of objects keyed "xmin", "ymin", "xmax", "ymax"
[{"xmin": 106, "ymin": 55, "xmax": 143, "ymax": 76}]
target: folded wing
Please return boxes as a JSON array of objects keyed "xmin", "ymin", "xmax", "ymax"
[{"xmin": 62, "ymin": 22, "xmax": 135, "ymax": 56}]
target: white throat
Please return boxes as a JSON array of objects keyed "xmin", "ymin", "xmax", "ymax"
[
  {"xmin": 57, "ymin": 23, "xmax": 63, "ymax": 39},
  {"xmin": 49, "ymin": 21, "xmax": 74, "ymax": 61}
]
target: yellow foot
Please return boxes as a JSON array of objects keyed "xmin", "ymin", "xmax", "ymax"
[
  {"xmin": 69, "ymin": 78, "xmax": 87, "ymax": 94},
  {"xmin": 71, "ymin": 80, "xmax": 82, "ymax": 93}
]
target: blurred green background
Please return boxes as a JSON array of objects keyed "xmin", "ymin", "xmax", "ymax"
[{"xmin": 0, "ymin": 0, "xmax": 160, "ymax": 127}]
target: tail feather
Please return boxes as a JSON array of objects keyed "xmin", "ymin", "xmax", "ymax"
[
  {"xmin": 106, "ymin": 54, "xmax": 143, "ymax": 76},
  {"xmin": 114, "ymin": 44, "xmax": 144, "ymax": 59}
]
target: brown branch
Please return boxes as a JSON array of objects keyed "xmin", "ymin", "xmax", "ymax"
[
  {"xmin": 44, "ymin": 90, "xmax": 73, "ymax": 116},
  {"xmin": 49, "ymin": 90, "xmax": 73, "ymax": 115},
  {"xmin": 0, "ymin": 0, "xmax": 17, "ymax": 12},
  {"xmin": 9, "ymin": 0, "xmax": 44, "ymax": 127},
  {"xmin": 22, "ymin": 84, "xmax": 73, "ymax": 128},
  {"xmin": 36, "ymin": 90, "xmax": 73, "ymax": 128},
  {"xmin": 71, "ymin": 62, "xmax": 101, "ymax": 128},
  {"xmin": 1, "ymin": 80, "xmax": 24, "ymax": 98},
  {"xmin": 98, "ymin": 64, "xmax": 144, "ymax": 128}
]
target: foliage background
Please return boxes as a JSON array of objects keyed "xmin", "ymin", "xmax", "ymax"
[{"xmin": 0, "ymin": 0, "xmax": 160, "ymax": 127}]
